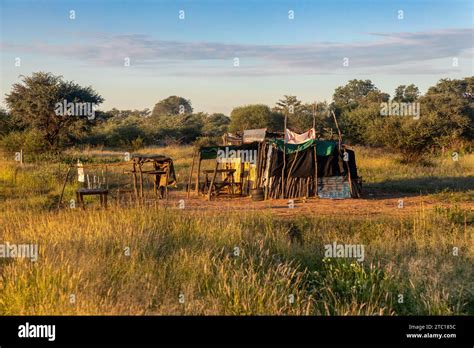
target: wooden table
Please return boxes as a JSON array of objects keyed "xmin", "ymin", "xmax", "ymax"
[{"xmin": 76, "ymin": 188, "xmax": 109, "ymax": 209}]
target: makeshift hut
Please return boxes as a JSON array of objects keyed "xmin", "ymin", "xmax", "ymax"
[
  {"xmin": 188, "ymin": 127, "xmax": 362, "ymax": 200},
  {"xmin": 259, "ymin": 137, "xmax": 362, "ymax": 199}
]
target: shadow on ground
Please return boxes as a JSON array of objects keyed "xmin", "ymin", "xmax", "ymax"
[{"xmin": 363, "ymin": 176, "xmax": 474, "ymax": 198}]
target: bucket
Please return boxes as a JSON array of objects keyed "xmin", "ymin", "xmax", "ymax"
[{"xmin": 251, "ymin": 188, "xmax": 264, "ymax": 201}]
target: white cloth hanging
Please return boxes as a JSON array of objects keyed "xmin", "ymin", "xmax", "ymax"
[
  {"xmin": 77, "ymin": 160, "xmax": 85, "ymax": 182},
  {"xmin": 285, "ymin": 128, "xmax": 316, "ymax": 144}
]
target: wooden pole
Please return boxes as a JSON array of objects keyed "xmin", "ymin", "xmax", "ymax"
[
  {"xmin": 57, "ymin": 166, "xmax": 72, "ymax": 209},
  {"xmin": 165, "ymin": 161, "xmax": 170, "ymax": 200},
  {"xmin": 331, "ymin": 109, "xmax": 353, "ymax": 197},
  {"xmin": 138, "ymin": 162, "xmax": 144, "ymax": 199},
  {"xmin": 240, "ymin": 160, "xmax": 245, "ymax": 195},
  {"xmin": 254, "ymin": 143, "xmax": 261, "ymax": 190},
  {"xmin": 105, "ymin": 165, "xmax": 108, "ymax": 190},
  {"xmin": 331, "ymin": 110, "xmax": 342, "ymax": 149},
  {"xmin": 207, "ymin": 160, "xmax": 219, "ymax": 201},
  {"xmin": 285, "ymin": 150, "xmax": 299, "ymax": 196},
  {"xmin": 132, "ymin": 162, "xmax": 138, "ymax": 199},
  {"xmin": 195, "ymin": 157, "xmax": 202, "ymax": 194},
  {"xmin": 187, "ymin": 151, "xmax": 196, "ymax": 198},
  {"xmin": 281, "ymin": 113, "xmax": 288, "ymax": 198},
  {"xmin": 313, "ymin": 102, "xmax": 318, "ymax": 197}
]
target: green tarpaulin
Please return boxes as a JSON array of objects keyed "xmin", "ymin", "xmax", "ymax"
[{"xmin": 272, "ymin": 139, "xmax": 337, "ymax": 156}]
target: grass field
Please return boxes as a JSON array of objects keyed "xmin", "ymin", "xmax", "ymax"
[{"xmin": 0, "ymin": 146, "xmax": 473, "ymax": 315}]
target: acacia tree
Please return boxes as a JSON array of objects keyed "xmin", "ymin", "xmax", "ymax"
[
  {"xmin": 393, "ymin": 84, "xmax": 420, "ymax": 102},
  {"xmin": 5, "ymin": 72, "xmax": 104, "ymax": 150},
  {"xmin": 229, "ymin": 104, "xmax": 283, "ymax": 132},
  {"xmin": 273, "ymin": 95, "xmax": 309, "ymax": 132},
  {"xmin": 333, "ymin": 79, "xmax": 380, "ymax": 113},
  {"xmin": 151, "ymin": 96, "xmax": 193, "ymax": 117}
]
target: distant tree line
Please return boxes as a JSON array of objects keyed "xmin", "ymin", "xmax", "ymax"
[{"xmin": 1, "ymin": 72, "xmax": 472, "ymax": 161}]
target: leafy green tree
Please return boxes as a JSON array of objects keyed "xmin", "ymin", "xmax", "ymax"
[
  {"xmin": 332, "ymin": 80, "xmax": 389, "ymax": 144},
  {"xmin": 369, "ymin": 114, "xmax": 438, "ymax": 162},
  {"xmin": 5, "ymin": 72, "xmax": 104, "ymax": 150},
  {"xmin": 0, "ymin": 108, "xmax": 12, "ymax": 136},
  {"xmin": 393, "ymin": 84, "xmax": 420, "ymax": 102},
  {"xmin": 147, "ymin": 112, "xmax": 204, "ymax": 144},
  {"xmin": 419, "ymin": 77, "xmax": 474, "ymax": 148},
  {"xmin": 202, "ymin": 113, "xmax": 230, "ymax": 137},
  {"xmin": 273, "ymin": 95, "xmax": 304, "ymax": 115},
  {"xmin": 229, "ymin": 104, "xmax": 283, "ymax": 132},
  {"xmin": 273, "ymin": 95, "xmax": 313, "ymax": 132},
  {"xmin": 368, "ymin": 77, "xmax": 473, "ymax": 161},
  {"xmin": 151, "ymin": 96, "xmax": 193, "ymax": 117},
  {"xmin": 85, "ymin": 114, "xmax": 148, "ymax": 147},
  {"xmin": 333, "ymin": 79, "xmax": 380, "ymax": 112}
]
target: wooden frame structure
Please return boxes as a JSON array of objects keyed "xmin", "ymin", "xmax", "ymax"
[
  {"xmin": 57, "ymin": 154, "xmax": 177, "ymax": 209},
  {"xmin": 125, "ymin": 154, "xmax": 175, "ymax": 200},
  {"xmin": 187, "ymin": 146, "xmax": 252, "ymax": 200}
]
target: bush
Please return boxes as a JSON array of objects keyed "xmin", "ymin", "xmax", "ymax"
[
  {"xmin": 0, "ymin": 129, "xmax": 49, "ymax": 154},
  {"xmin": 229, "ymin": 105, "xmax": 283, "ymax": 132}
]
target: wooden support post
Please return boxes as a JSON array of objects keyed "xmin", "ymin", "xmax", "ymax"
[
  {"xmin": 281, "ymin": 114, "xmax": 288, "ymax": 198},
  {"xmin": 240, "ymin": 160, "xmax": 245, "ymax": 195},
  {"xmin": 331, "ymin": 110, "xmax": 342, "ymax": 149},
  {"xmin": 132, "ymin": 162, "xmax": 138, "ymax": 199},
  {"xmin": 78, "ymin": 192, "xmax": 85, "ymax": 210},
  {"xmin": 313, "ymin": 143, "xmax": 318, "ymax": 197},
  {"xmin": 105, "ymin": 165, "xmax": 108, "ymax": 190},
  {"xmin": 165, "ymin": 161, "xmax": 170, "ymax": 200},
  {"xmin": 285, "ymin": 151, "xmax": 299, "ymax": 196},
  {"xmin": 207, "ymin": 161, "xmax": 219, "ymax": 201},
  {"xmin": 187, "ymin": 151, "xmax": 196, "ymax": 198},
  {"xmin": 343, "ymin": 147, "xmax": 354, "ymax": 198},
  {"xmin": 313, "ymin": 102, "xmax": 318, "ymax": 197},
  {"xmin": 331, "ymin": 109, "xmax": 353, "ymax": 197},
  {"xmin": 255, "ymin": 143, "xmax": 261, "ymax": 189},
  {"xmin": 195, "ymin": 157, "xmax": 202, "ymax": 194},
  {"xmin": 57, "ymin": 166, "xmax": 72, "ymax": 209},
  {"xmin": 138, "ymin": 162, "xmax": 144, "ymax": 199}
]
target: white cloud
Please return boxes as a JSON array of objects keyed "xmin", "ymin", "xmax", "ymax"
[{"xmin": 1, "ymin": 28, "xmax": 473, "ymax": 76}]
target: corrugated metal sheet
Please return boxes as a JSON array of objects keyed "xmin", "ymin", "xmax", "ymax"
[
  {"xmin": 317, "ymin": 176, "xmax": 351, "ymax": 199},
  {"xmin": 243, "ymin": 128, "xmax": 267, "ymax": 143}
]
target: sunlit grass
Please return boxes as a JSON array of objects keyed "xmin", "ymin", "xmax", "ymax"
[{"xmin": 0, "ymin": 146, "xmax": 473, "ymax": 315}]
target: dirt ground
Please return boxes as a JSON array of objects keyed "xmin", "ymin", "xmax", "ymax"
[{"xmin": 138, "ymin": 190, "xmax": 473, "ymax": 218}]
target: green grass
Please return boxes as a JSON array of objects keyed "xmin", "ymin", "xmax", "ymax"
[
  {"xmin": 0, "ymin": 206, "xmax": 472, "ymax": 315},
  {"xmin": 0, "ymin": 146, "xmax": 473, "ymax": 315}
]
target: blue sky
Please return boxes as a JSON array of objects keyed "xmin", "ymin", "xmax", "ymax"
[{"xmin": 1, "ymin": 0, "xmax": 473, "ymax": 114}]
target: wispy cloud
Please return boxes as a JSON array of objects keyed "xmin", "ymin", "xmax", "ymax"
[{"xmin": 2, "ymin": 29, "xmax": 472, "ymax": 76}]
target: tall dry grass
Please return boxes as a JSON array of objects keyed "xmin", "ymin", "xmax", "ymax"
[
  {"xmin": 0, "ymin": 204, "xmax": 472, "ymax": 315},
  {"xmin": 0, "ymin": 146, "xmax": 473, "ymax": 315}
]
